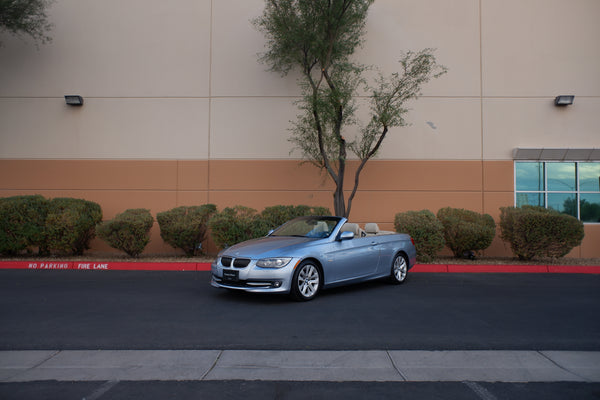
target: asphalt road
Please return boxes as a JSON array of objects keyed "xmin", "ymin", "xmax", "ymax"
[
  {"xmin": 1, "ymin": 380, "xmax": 600, "ymax": 400},
  {"xmin": 1, "ymin": 270, "xmax": 599, "ymax": 351}
]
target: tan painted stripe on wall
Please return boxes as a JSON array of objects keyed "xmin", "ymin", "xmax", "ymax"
[{"xmin": 1, "ymin": 159, "xmax": 596, "ymax": 258}]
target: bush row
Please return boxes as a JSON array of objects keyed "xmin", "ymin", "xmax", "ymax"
[
  {"xmin": 0, "ymin": 196, "xmax": 102, "ymax": 256},
  {"xmin": 394, "ymin": 206, "xmax": 584, "ymax": 262},
  {"xmin": 0, "ymin": 196, "xmax": 329, "ymax": 257},
  {"xmin": 1, "ymin": 196, "xmax": 585, "ymax": 261}
]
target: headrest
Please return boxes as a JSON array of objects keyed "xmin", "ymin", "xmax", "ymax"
[
  {"xmin": 341, "ymin": 223, "xmax": 360, "ymax": 235},
  {"xmin": 364, "ymin": 223, "xmax": 380, "ymax": 234}
]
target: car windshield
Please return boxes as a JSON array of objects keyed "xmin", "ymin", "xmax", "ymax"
[{"xmin": 270, "ymin": 217, "xmax": 341, "ymax": 239}]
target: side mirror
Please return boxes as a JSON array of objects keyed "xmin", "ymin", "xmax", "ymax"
[{"xmin": 338, "ymin": 231, "xmax": 354, "ymax": 241}]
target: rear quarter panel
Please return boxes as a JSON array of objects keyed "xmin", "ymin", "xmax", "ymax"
[{"xmin": 375, "ymin": 234, "xmax": 416, "ymax": 275}]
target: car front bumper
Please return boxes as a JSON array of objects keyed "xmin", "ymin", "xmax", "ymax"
[{"xmin": 210, "ymin": 257, "xmax": 299, "ymax": 294}]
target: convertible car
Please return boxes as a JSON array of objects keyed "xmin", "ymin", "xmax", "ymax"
[{"xmin": 211, "ymin": 216, "xmax": 417, "ymax": 301}]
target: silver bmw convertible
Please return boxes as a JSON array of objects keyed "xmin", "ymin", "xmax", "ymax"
[{"xmin": 211, "ymin": 216, "xmax": 417, "ymax": 301}]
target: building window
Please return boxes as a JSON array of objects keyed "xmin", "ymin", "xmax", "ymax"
[{"xmin": 515, "ymin": 161, "xmax": 600, "ymax": 223}]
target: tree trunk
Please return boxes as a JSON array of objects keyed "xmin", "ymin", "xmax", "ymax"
[{"xmin": 333, "ymin": 184, "xmax": 346, "ymax": 217}]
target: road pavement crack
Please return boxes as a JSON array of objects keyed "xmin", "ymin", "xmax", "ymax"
[
  {"xmin": 537, "ymin": 351, "xmax": 588, "ymax": 382},
  {"xmin": 385, "ymin": 350, "xmax": 407, "ymax": 381},
  {"xmin": 30, "ymin": 350, "xmax": 61, "ymax": 370},
  {"xmin": 201, "ymin": 350, "xmax": 223, "ymax": 380}
]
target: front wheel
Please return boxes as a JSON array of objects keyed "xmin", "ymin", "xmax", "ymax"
[
  {"xmin": 290, "ymin": 261, "xmax": 322, "ymax": 301},
  {"xmin": 390, "ymin": 254, "xmax": 408, "ymax": 284}
]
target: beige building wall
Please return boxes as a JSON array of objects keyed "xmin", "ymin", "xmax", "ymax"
[{"xmin": 0, "ymin": 0, "xmax": 598, "ymax": 256}]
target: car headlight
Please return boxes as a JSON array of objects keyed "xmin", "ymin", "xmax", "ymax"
[{"xmin": 256, "ymin": 257, "xmax": 293, "ymax": 268}]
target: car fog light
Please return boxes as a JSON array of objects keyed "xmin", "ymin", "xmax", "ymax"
[{"xmin": 272, "ymin": 281, "xmax": 282, "ymax": 288}]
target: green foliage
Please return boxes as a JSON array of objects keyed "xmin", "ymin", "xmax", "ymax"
[
  {"xmin": 208, "ymin": 204, "xmax": 332, "ymax": 250},
  {"xmin": 0, "ymin": 0, "xmax": 54, "ymax": 46},
  {"xmin": 0, "ymin": 195, "xmax": 48, "ymax": 255},
  {"xmin": 97, "ymin": 209, "xmax": 154, "ymax": 257},
  {"xmin": 437, "ymin": 207, "xmax": 496, "ymax": 258},
  {"xmin": 394, "ymin": 210, "xmax": 445, "ymax": 262},
  {"xmin": 254, "ymin": 0, "xmax": 372, "ymax": 76},
  {"xmin": 580, "ymin": 198, "xmax": 600, "ymax": 223},
  {"xmin": 260, "ymin": 205, "xmax": 331, "ymax": 230},
  {"xmin": 208, "ymin": 206, "xmax": 269, "ymax": 250},
  {"xmin": 254, "ymin": 0, "xmax": 446, "ymax": 217},
  {"xmin": 44, "ymin": 198, "xmax": 102, "ymax": 256},
  {"xmin": 157, "ymin": 204, "xmax": 217, "ymax": 256},
  {"xmin": 499, "ymin": 206, "xmax": 585, "ymax": 261}
]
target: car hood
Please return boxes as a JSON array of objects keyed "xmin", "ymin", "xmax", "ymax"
[{"xmin": 221, "ymin": 236, "xmax": 317, "ymax": 259}]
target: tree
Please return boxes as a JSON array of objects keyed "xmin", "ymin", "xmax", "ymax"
[
  {"xmin": 254, "ymin": 0, "xmax": 446, "ymax": 217},
  {"xmin": 0, "ymin": 0, "xmax": 53, "ymax": 46}
]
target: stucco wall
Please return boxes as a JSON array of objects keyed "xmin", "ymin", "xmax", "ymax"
[{"xmin": 0, "ymin": 0, "xmax": 598, "ymax": 256}]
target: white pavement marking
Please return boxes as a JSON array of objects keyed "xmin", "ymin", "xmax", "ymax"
[
  {"xmin": 1, "ymin": 350, "xmax": 598, "ymax": 383},
  {"xmin": 463, "ymin": 381, "xmax": 499, "ymax": 400},
  {"xmin": 83, "ymin": 380, "xmax": 119, "ymax": 400}
]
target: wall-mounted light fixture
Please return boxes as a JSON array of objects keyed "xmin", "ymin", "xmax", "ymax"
[
  {"xmin": 554, "ymin": 95, "xmax": 574, "ymax": 106},
  {"xmin": 64, "ymin": 95, "xmax": 84, "ymax": 106}
]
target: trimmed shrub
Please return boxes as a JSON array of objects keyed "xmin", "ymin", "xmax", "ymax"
[
  {"xmin": 437, "ymin": 207, "xmax": 496, "ymax": 258},
  {"xmin": 260, "ymin": 205, "xmax": 331, "ymax": 230},
  {"xmin": 157, "ymin": 204, "xmax": 217, "ymax": 256},
  {"xmin": 44, "ymin": 198, "xmax": 102, "ymax": 255},
  {"xmin": 0, "ymin": 195, "xmax": 48, "ymax": 255},
  {"xmin": 208, "ymin": 205, "xmax": 332, "ymax": 250},
  {"xmin": 500, "ymin": 206, "xmax": 585, "ymax": 260},
  {"xmin": 394, "ymin": 210, "xmax": 445, "ymax": 262},
  {"xmin": 97, "ymin": 209, "xmax": 154, "ymax": 257},
  {"xmin": 208, "ymin": 206, "xmax": 269, "ymax": 249}
]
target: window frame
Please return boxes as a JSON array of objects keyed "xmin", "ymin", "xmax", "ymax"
[{"xmin": 514, "ymin": 161, "xmax": 600, "ymax": 224}]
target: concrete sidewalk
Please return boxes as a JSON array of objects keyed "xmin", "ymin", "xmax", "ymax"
[{"xmin": 1, "ymin": 350, "xmax": 599, "ymax": 383}]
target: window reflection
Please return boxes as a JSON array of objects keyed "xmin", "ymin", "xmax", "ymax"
[
  {"xmin": 580, "ymin": 163, "xmax": 600, "ymax": 192},
  {"xmin": 516, "ymin": 193, "xmax": 544, "ymax": 208},
  {"xmin": 547, "ymin": 162, "xmax": 576, "ymax": 191},
  {"xmin": 515, "ymin": 161, "xmax": 600, "ymax": 223},
  {"xmin": 548, "ymin": 193, "xmax": 577, "ymax": 217},
  {"xmin": 515, "ymin": 162, "xmax": 544, "ymax": 191},
  {"xmin": 581, "ymin": 194, "xmax": 600, "ymax": 223}
]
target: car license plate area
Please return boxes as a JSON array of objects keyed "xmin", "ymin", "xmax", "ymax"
[{"xmin": 222, "ymin": 269, "xmax": 239, "ymax": 282}]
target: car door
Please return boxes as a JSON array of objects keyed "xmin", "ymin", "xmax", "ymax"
[{"xmin": 322, "ymin": 236, "xmax": 380, "ymax": 284}]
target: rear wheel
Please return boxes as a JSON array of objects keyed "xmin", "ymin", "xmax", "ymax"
[
  {"xmin": 390, "ymin": 253, "xmax": 408, "ymax": 284},
  {"xmin": 290, "ymin": 261, "xmax": 321, "ymax": 301}
]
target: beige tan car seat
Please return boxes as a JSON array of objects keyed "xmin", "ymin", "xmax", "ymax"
[{"xmin": 364, "ymin": 223, "xmax": 380, "ymax": 236}]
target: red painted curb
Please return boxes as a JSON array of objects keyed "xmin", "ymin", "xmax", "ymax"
[
  {"xmin": 412, "ymin": 264, "xmax": 600, "ymax": 274},
  {"xmin": 196, "ymin": 263, "xmax": 212, "ymax": 271},
  {"xmin": 72, "ymin": 262, "xmax": 198, "ymax": 271},
  {"xmin": 1, "ymin": 261, "xmax": 73, "ymax": 270},
  {"xmin": 447, "ymin": 264, "xmax": 549, "ymax": 274},
  {"xmin": 548, "ymin": 265, "xmax": 600, "ymax": 274},
  {"xmin": 1, "ymin": 261, "xmax": 599, "ymax": 273},
  {"xmin": 412, "ymin": 264, "xmax": 448, "ymax": 273},
  {"xmin": 0, "ymin": 261, "xmax": 208, "ymax": 271}
]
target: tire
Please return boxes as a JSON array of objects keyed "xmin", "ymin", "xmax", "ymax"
[
  {"xmin": 390, "ymin": 253, "xmax": 408, "ymax": 284},
  {"xmin": 290, "ymin": 261, "xmax": 322, "ymax": 301}
]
